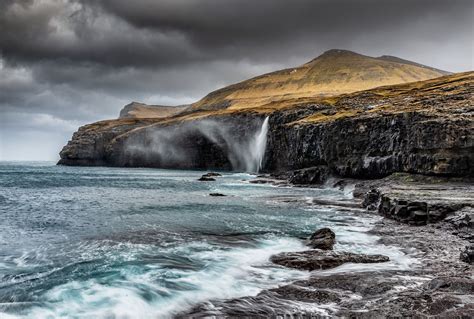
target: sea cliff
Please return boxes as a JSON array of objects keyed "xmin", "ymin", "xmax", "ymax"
[{"xmin": 59, "ymin": 72, "xmax": 473, "ymax": 179}]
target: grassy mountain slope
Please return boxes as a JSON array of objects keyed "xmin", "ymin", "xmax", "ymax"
[{"xmin": 190, "ymin": 49, "xmax": 449, "ymax": 111}]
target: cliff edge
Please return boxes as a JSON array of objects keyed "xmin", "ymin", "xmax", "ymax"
[{"xmin": 58, "ymin": 50, "xmax": 472, "ymax": 179}]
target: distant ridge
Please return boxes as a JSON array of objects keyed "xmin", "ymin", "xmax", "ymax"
[{"xmin": 376, "ymin": 55, "xmax": 450, "ymax": 75}]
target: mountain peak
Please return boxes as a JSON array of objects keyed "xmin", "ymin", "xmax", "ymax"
[
  {"xmin": 190, "ymin": 50, "xmax": 449, "ymax": 111},
  {"xmin": 321, "ymin": 49, "xmax": 360, "ymax": 56},
  {"xmin": 305, "ymin": 49, "xmax": 364, "ymax": 64}
]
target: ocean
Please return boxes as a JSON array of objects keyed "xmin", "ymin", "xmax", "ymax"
[{"xmin": 0, "ymin": 162, "xmax": 414, "ymax": 318}]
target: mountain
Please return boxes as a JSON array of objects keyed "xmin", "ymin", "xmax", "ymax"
[
  {"xmin": 59, "ymin": 70, "xmax": 473, "ymax": 178},
  {"xmin": 117, "ymin": 50, "xmax": 449, "ymax": 118},
  {"xmin": 59, "ymin": 49, "xmax": 473, "ymax": 178},
  {"xmin": 190, "ymin": 49, "xmax": 449, "ymax": 111}
]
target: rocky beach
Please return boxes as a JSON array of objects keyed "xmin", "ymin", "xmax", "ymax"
[{"xmin": 172, "ymin": 171, "xmax": 473, "ymax": 318}]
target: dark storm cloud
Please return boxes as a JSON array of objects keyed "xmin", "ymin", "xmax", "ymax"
[
  {"xmin": 1, "ymin": 0, "xmax": 472, "ymax": 68},
  {"xmin": 0, "ymin": 0, "xmax": 472, "ymax": 160}
]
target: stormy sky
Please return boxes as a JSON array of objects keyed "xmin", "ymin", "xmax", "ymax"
[{"xmin": 0, "ymin": 0, "xmax": 473, "ymax": 161}]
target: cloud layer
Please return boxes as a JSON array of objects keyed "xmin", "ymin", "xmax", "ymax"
[{"xmin": 0, "ymin": 0, "xmax": 472, "ymax": 160}]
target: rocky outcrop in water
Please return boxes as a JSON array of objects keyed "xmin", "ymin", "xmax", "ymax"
[
  {"xmin": 306, "ymin": 228, "xmax": 335, "ymax": 250},
  {"xmin": 270, "ymin": 250, "xmax": 389, "ymax": 271}
]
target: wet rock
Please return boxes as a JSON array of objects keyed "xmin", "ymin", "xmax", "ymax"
[
  {"xmin": 378, "ymin": 196, "xmax": 430, "ymax": 225},
  {"xmin": 267, "ymin": 284, "xmax": 341, "ymax": 303},
  {"xmin": 199, "ymin": 172, "xmax": 223, "ymax": 181},
  {"xmin": 209, "ymin": 193, "xmax": 226, "ymax": 197},
  {"xmin": 286, "ymin": 166, "xmax": 330, "ymax": 185},
  {"xmin": 362, "ymin": 189, "xmax": 380, "ymax": 211},
  {"xmin": 198, "ymin": 176, "xmax": 216, "ymax": 181},
  {"xmin": 332, "ymin": 179, "xmax": 347, "ymax": 190},
  {"xmin": 460, "ymin": 245, "xmax": 474, "ymax": 264},
  {"xmin": 270, "ymin": 250, "xmax": 389, "ymax": 271},
  {"xmin": 307, "ymin": 228, "xmax": 335, "ymax": 250},
  {"xmin": 445, "ymin": 208, "xmax": 474, "ymax": 229},
  {"xmin": 310, "ymin": 198, "xmax": 363, "ymax": 209},
  {"xmin": 202, "ymin": 172, "xmax": 222, "ymax": 177},
  {"xmin": 426, "ymin": 277, "xmax": 474, "ymax": 294},
  {"xmin": 249, "ymin": 177, "xmax": 288, "ymax": 186},
  {"xmin": 249, "ymin": 178, "xmax": 273, "ymax": 184}
]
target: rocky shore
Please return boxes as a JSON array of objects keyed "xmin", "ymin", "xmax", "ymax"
[{"xmin": 179, "ymin": 174, "xmax": 473, "ymax": 318}]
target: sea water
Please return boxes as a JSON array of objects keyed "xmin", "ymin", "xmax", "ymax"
[{"xmin": 0, "ymin": 162, "xmax": 415, "ymax": 318}]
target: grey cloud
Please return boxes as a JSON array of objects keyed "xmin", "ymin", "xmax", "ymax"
[
  {"xmin": 1, "ymin": 0, "xmax": 472, "ymax": 69},
  {"xmin": 0, "ymin": 0, "xmax": 472, "ymax": 160}
]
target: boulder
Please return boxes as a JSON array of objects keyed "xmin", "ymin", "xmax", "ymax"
[
  {"xmin": 203, "ymin": 172, "xmax": 222, "ymax": 177},
  {"xmin": 270, "ymin": 250, "xmax": 389, "ymax": 271},
  {"xmin": 362, "ymin": 189, "xmax": 381, "ymax": 211},
  {"xmin": 198, "ymin": 176, "xmax": 216, "ymax": 182},
  {"xmin": 287, "ymin": 166, "xmax": 330, "ymax": 185},
  {"xmin": 460, "ymin": 245, "xmax": 474, "ymax": 264},
  {"xmin": 307, "ymin": 228, "xmax": 335, "ymax": 250}
]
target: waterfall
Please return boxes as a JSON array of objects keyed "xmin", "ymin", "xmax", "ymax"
[
  {"xmin": 248, "ymin": 116, "xmax": 269, "ymax": 173},
  {"xmin": 128, "ymin": 116, "xmax": 270, "ymax": 173}
]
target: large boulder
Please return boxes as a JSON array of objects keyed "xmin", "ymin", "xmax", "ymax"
[
  {"xmin": 460, "ymin": 245, "xmax": 474, "ymax": 264},
  {"xmin": 307, "ymin": 228, "xmax": 336, "ymax": 250}
]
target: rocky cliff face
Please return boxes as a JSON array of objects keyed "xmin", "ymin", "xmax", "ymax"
[
  {"xmin": 58, "ymin": 119, "xmax": 156, "ymax": 166},
  {"xmin": 105, "ymin": 113, "xmax": 265, "ymax": 170},
  {"xmin": 59, "ymin": 71, "xmax": 473, "ymax": 178}
]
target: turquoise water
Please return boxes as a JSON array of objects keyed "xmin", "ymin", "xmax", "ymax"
[{"xmin": 0, "ymin": 162, "xmax": 414, "ymax": 318}]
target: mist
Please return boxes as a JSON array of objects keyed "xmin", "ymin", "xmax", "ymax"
[{"xmin": 124, "ymin": 117, "xmax": 270, "ymax": 172}]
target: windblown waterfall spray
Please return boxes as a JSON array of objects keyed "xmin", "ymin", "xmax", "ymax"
[
  {"xmin": 123, "ymin": 116, "xmax": 270, "ymax": 173},
  {"xmin": 249, "ymin": 116, "xmax": 269, "ymax": 173}
]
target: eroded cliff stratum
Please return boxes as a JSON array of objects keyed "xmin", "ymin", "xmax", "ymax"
[{"xmin": 58, "ymin": 50, "xmax": 473, "ymax": 179}]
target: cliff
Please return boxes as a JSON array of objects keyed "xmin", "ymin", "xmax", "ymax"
[
  {"xmin": 58, "ymin": 50, "xmax": 472, "ymax": 179},
  {"xmin": 59, "ymin": 71, "xmax": 473, "ymax": 178}
]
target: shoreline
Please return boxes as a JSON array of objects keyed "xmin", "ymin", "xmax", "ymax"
[{"xmin": 180, "ymin": 173, "xmax": 474, "ymax": 318}]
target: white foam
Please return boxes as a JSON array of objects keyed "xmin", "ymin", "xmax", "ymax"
[{"xmin": 1, "ymin": 237, "xmax": 308, "ymax": 319}]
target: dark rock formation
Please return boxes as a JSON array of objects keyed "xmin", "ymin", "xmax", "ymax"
[
  {"xmin": 198, "ymin": 176, "xmax": 215, "ymax": 182},
  {"xmin": 357, "ymin": 174, "xmax": 474, "ymax": 226},
  {"xmin": 203, "ymin": 172, "xmax": 222, "ymax": 177},
  {"xmin": 200, "ymin": 172, "xmax": 223, "ymax": 182},
  {"xmin": 58, "ymin": 119, "xmax": 156, "ymax": 166},
  {"xmin": 209, "ymin": 193, "xmax": 226, "ymax": 197},
  {"xmin": 270, "ymin": 250, "xmax": 389, "ymax": 271},
  {"xmin": 307, "ymin": 228, "xmax": 335, "ymax": 250},
  {"xmin": 273, "ymin": 166, "xmax": 330, "ymax": 185},
  {"xmin": 460, "ymin": 245, "xmax": 474, "ymax": 264},
  {"xmin": 362, "ymin": 188, "xmax": 381, "ymax": 211}
]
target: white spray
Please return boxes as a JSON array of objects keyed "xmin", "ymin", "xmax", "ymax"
[
  {"xmin": 247, "ymin": 116, "xmax": 269, "ymax": 173},
  {"xmin": 124, "ymin": 116, "xmax": 270, "ymax": 173}
]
